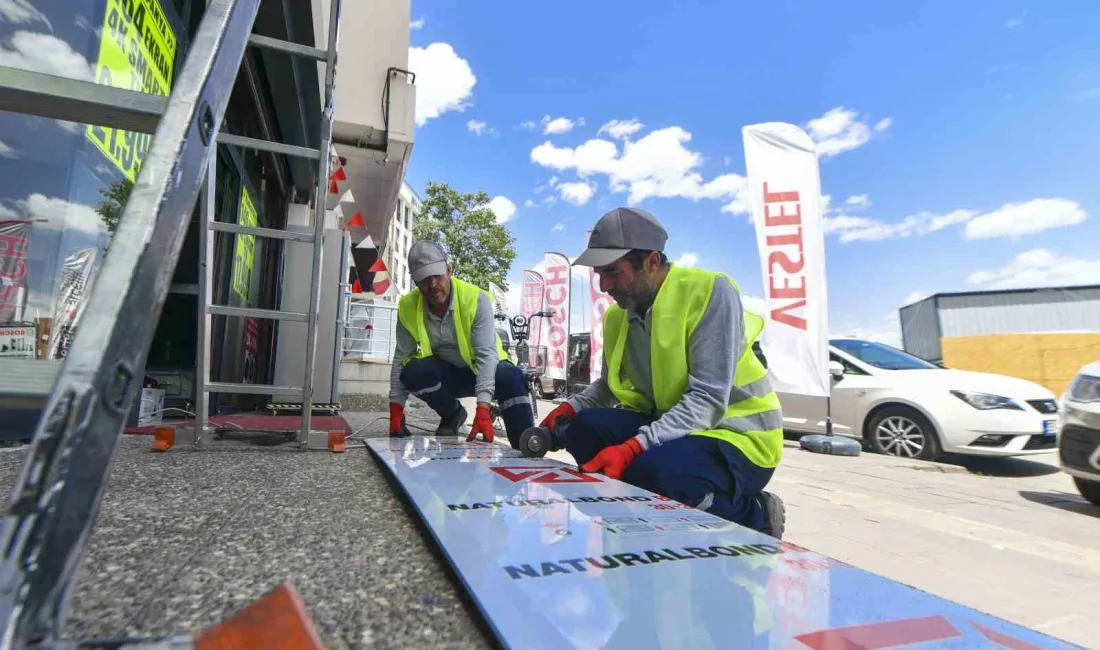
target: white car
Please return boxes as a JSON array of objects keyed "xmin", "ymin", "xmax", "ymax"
[
  {"xmin": 777, "ymin": 339, "xmax": 1060, "ymax": 462},
  {"xmin": 1056, "ymin": 361, "xmax": 1100, "ymax": 505}
]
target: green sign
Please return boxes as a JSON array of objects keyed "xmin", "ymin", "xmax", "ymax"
[
  {"xmin": 232, "ymin": 188, "xmax": 258, "ymax": 301},
  {"xmin": 86, "ymin": 0, "xmax": 178, "ymax": 181}
]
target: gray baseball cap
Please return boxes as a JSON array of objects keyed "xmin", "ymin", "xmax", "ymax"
[
  {"xmin": 573, "ymin": 207, "xmax": 668, "ymax": 268},
  {"xmin": 408, "ymin": 240, "xmax": 449, "ymax": 284}
]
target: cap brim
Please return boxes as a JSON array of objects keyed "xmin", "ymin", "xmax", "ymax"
[
  {"xmin": 410, "ymin": 261, "xmax": 447, "ymax": 284},
  {"xmin": 572, "ymin": 247, "xmax": 631, "ymax": 268}
]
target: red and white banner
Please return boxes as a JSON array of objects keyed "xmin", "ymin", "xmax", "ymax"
[
  {"xmin": 742, "ymin": 122, "xmax": 830, "ymax": 398},
  {"xmin": 587, "ymin": 231, "xmax": 613, "ymax": 384},
  {"xmin": 47, "ymin": 247, "xmax": 100, "ymax": 360},
  {"xmin": 521, "ymin": 270, "xmax": 545, "ymax": 347},
  {"xmin": 542, "ymin": 252, "xmax": 570, "ymax": 382},
  {"xmin": 0, "ymin": 220, "xmax": 31, "ymax": 323}
]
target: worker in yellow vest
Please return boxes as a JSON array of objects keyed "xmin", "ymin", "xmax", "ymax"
[
  {"xmin": 538, "ymin": 207, "xmax": 786, "ymax": 538},
  {"xmin": 388, "ymin": 240, "xmax": 535, "ymax": 447}
]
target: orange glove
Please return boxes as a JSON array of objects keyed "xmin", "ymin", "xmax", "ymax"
[
  {"xmin": 467, "ymin": 404, "xmax": 495, "ymax": 443},
  {"xmin": 539, "ymin": 402, "xmax": 576, "ymax": 430},
  {"xmin": 389, "ymin": 402, "xmax": 409, "ymax": 438},
  {"xmin": 582, "ymin": 438, "xmax": 643, "ymax": 479}
]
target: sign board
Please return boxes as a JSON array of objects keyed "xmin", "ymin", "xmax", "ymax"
[
  {"xmin": 366, "ymin": 437, "xmax": 1078, "ymax": 649},
  {"xmin": 232, "ymin": 187, "xmax": 258, "ymax": 301},
  {"xmin": 86, "ymin": 0, "xmax": 178, "ymax": 181},
  {"xmin": 0, "ymin": 325, "xmax": 35, "ymax": 358}
]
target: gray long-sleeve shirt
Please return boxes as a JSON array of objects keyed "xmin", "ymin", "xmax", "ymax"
[
  {"xmin": 390, "ymin": 283, "xmax": 499, "ymax": 405},
  {"xmin": 566, "ymin": 274, "xmax": 745, "ymax": 451}
]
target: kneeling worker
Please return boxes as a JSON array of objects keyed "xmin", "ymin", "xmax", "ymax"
[
  {"xmin": 388, "ymin": 240, "xmax": 535, "ymax": 447},
  {"xmin": 538, "ymin": 207, "xmax": 786, "ymax": 538}
]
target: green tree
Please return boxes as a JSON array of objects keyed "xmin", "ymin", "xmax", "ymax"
[
  {"xmin": 94, "ymin": 178, "xmax": 133, "ymax": 247},
  {"xmin": 412, "ymin": 181, "xmax": 517, "ymax": 291}
]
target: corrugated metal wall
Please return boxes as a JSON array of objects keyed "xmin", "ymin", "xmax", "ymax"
[
  {"xmin": 938, "ymin": 287, "xmax": 1100, "ymax": 337},
  {"xmin": 900, "ymin": 297, "xmax": 942, "ymax": 360}
]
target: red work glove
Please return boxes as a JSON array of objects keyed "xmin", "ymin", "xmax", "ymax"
[
  {"xmin": 582, "ymin": 438, "xmax": 644, "ymax": 479},
  {"xmin": 389, "ymin": 402, "xmax": 408, "ymax": 437},
  {"xmin": 539, "ymin": 402, "xmax": 576, "ymax": 430},
  {"xmin": 467, "ymin": 404, "xmax": 495, "ymax": 443}
]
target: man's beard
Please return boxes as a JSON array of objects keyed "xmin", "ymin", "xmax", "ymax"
[{"xmin": 609, "ymin": 276, "xmax": 657, "ymax": 313}]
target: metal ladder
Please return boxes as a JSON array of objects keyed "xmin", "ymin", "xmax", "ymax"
[{"xmin": 0, "ymin": 0, "xmax": 344, "ymax": 645}]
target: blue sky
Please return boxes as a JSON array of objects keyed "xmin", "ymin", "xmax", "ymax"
[{"xmin": 405, "ymin": 1, "xmax": 1100, "ymax": 345}]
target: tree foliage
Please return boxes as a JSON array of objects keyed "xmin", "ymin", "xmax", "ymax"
[
  {"xmin": 412, "ymin": 181, "xmax": 517, "ymax": 291},
  {"xmin": 95, "ymin": 178, "xmax": 133, "ymax": 248}
]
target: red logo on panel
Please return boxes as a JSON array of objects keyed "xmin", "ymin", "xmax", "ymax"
[{"xmin": 489, "ymin": 466, "xmax": 602, "ymax": 484}]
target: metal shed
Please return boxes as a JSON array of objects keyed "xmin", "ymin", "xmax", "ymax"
[{"xmin": 899, "ymin": 284, "xmax": 1100, "ymax": 361}]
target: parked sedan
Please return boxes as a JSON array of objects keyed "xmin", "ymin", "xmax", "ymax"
[
  {"xmin": 778, "ymin": 339, "xmax": 1060, "ymax": 462},
  {"xmin": 1056, "ymin": 361, "xmax": 1100, "ymax": 505}
]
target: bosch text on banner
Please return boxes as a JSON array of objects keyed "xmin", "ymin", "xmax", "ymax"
[
  {"xmin": 542, "ymin": 252, "xmax": 570, "ymax": 381},
  {"xmin": 743, "ymin": 123, "xmax": 830, "ymax": 398},
  {"xmin": 86, "ymin": 0, "xmax": 178, "ymax": 182}
]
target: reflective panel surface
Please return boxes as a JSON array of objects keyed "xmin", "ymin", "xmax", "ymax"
[{"xmin": 366, "ymin": 437, "xmax": 1080, "ymax": 649}]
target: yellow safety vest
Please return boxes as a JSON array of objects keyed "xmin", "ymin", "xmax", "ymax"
[
  {"xmin": 602, "ymin": 266, "xmax": 783, "ymax": 469},
  {"xmin": 397, "ymin": 277, "xmax": 509, "ymax": 369}
]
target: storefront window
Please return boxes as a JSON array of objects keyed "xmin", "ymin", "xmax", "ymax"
[{"xmin": 0, "ymin": 1, "xmax": 184, "ymax": 362}]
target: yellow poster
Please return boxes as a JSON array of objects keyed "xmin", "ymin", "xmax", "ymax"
[
  {"xmin": 86, "ymin": 0, "xmax": 178, "ymax": 182},
  {"xmin": 232, "ymin": 187, "xmax": 258, "ymax": 301}
]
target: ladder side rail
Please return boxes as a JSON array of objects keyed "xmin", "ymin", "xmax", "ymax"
[
  {"xmin": 0, "ymin": 1, "xmax": 263, "ymax": 645},
  {"xmin": 299, "ymin": 0, "xmax": 346, "ymax": 444}
]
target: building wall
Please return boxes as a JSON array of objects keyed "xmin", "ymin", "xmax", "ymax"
[
  {"xmin": 380, "ymin": 181, "xmax": 421, "ymax": 302},
  {"xmin": 942, "ymin": 333, "xmax": 1100, "ymax": 396},
  {"xmin": 899, "ymin": 297, "xmax": 942, "ymax": 360},
  {"xmin": 938, "ymin": 287, "xmax": 1100, "ymax": 338}
]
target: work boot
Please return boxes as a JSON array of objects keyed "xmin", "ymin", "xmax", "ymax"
[
  {"xmin": 758, "ymin": 491, "xmax": 786, "ymax": 540},
  {"xmin": 435, "ymin": 403, "xmax": 468, "ymax": 437}
]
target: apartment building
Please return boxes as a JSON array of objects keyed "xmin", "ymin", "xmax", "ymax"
[{"xmin": 381, "ymin": 181, "xmax": 422, "ymax": 301}]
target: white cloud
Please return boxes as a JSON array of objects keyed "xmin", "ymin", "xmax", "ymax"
[
  {"xmin": 408, "ymin": 43, "xmax": 476, "ymax": 126},
  {"xmin": 805, "ymin": 107, "xmax": 891, "ymax": 157},
  {"xmin": 0, "ymin": 1, "xmax": 52, "ymax": 28},
  {"xmin": 967, "ymin": 249, "xmax": 1100, "ymax": 290},
  {"xmin": 598, "ymin": 119, "xmax": 645, "ymax": 140},
  {"xmin": 530, "ymin": 126, "xmax": 750, "ymax": 213},
  {"xmin": 557, "ymin": 181, "xmax": 596, "ymax": 206},
  {"xmin": 825, "ymin": 209, "xmax": 974, "ymax": 242},
  {"xmin": 0, "ymin": 139, "xmax": 17, "ymax": 159},
  {"xmin": 845, "ymin": 194, "xmax": 870, "ymax": 208},
  {"xmin": 0, "ymin": 31, "xmax": 95, "ymax": 82},
  {"xmin": 410, "ymin": 17, "xmax": 425, "ymax": 29},
  {"xmin": 542, "ymin": 116, "xmax": 578, "ymax": 135},
  {"xmin": 19, "ymin": 193, "xmax": 104, "ymax": 236},
  {"xmin": 675, "ymin": 252, "xmax": 699, "ymax": 267},
  {"xmin": 520, "ymin": 120, "xmax": 538, "ymax": 131},
  {"xmin": 488, "ymin": 196, "xmax": 516, "ymax": 224},
  {"xmin": 902, "ymin": 290, "xmax": 928, "ymax": 307},
  {"xmin": 963, "ymin": 198, "xmax": 1086, "ymax": 240},
  {"xmin": 552, "ymin": 222, "xmax": 565, "ymax": 233},
  {"xmin": 466, "ymin": 120, "xmax": 487, "ymax": 135},
  {"xmin": 524, "ymin": 199, "xmax": 537, "ymax": 208}
]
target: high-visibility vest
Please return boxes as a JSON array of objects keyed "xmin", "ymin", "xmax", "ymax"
[
  {"xmin": 397, "ymin": 277, "xmax": 509, "ymax": 368},
  {"xmin": 602, "ymin": 266, "xmax": 784, "ymax": 469}
]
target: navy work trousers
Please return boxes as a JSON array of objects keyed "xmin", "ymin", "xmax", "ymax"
[
  {"xmin": 565, "ymin": 408, "xmax": 773, "ymax": 531},
  {"xmin": 400, "ymin": 357, "xmax": 534, "ymax": 448}
]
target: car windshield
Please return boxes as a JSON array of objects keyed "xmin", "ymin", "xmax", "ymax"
[{"xmin": 830, "ymin": 339, "xmax": 939, "ymax": 371}]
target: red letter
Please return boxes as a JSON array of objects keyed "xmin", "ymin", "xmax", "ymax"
[
  {"xmin": 771, "ymin": 301, "xmax": 807, "ymax": 330},
  {"xmin": 767, "ymin": 250, "xmax": 805, "ymax": 275},
  {"xmin": 763, "ymin": 183, "xmax": 799, "ymax": 204},
  {"xmin": 764, "ymin": 202, "xmax": 801, "ymax": 228},
  {"xmin": 769, "ymin": 275, "xmax": 806, "ymax": 301}
]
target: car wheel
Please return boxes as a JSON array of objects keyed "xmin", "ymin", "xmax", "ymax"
[
  {"xmin": 866, "ymin": 406, "xmax": 942, "ymax": 462},
  {"xmin": 1074, "ymin": 477, "xmax": 1100, "ymax": 506}
]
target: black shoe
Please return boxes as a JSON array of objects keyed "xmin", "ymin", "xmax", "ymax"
[
  {"xmin": 435, "ymin": 404, "xmax": 467, "ymax": 437},
  {"xmin": 758, "ymin": 491, "xmax": 786, "ymax": 540}
]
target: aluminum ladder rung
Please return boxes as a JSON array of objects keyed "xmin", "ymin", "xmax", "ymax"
[
  {"xmin": 248, "ymin": 33, "xmax": 328, "ymax": 61},
  {"xmin": 207, "ymin": 305, "xmax": 308, "ymax": 322},
  {"xmin": 210, "ymin": 221, "xmax": 316, "ymax": 243},
  {"xmin": 218, "ymin": 133, "xmax": 322, "ymax": 160},
  {"xmin": 0, "ymin": 66, "xmax": 166, "ymax": 134},
  {"xmin": 206, "ymin": 382, "xmax": 302, "ymax": 397}
]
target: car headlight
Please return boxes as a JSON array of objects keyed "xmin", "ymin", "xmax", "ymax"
[
  {"xmin": 949, "ymin": 390, "xmax": 1024, "ymax": 411},
  {"xmin": 1068, "ymin": 374, "xmax": 1100, "ymax": 403}
]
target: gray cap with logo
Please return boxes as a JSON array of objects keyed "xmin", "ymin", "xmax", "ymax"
[
  {"xmin": 407, "ymin": 240, "xmax": 449, "ymax": 284},
  {"xmin": 573, "ymin": 207, "xmax": 668, "ymax": 268}
]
